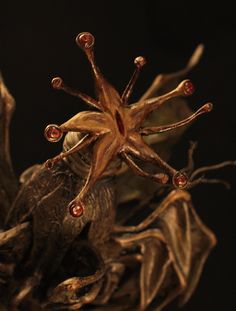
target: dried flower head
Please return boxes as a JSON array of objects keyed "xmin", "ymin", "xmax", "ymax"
[{"xmin": 45, "ymin": 32, "xmax": 212, "ymax": 217}]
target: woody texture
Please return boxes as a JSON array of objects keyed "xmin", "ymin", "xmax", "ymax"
[{"xmin": 0, "ymin": 32, "xmax": 235, "ymax": 311}]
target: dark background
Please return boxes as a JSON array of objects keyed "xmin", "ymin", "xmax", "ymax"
[{"xmin": 0, "ymin": 1, "xmax": 235, "ymax": 310}]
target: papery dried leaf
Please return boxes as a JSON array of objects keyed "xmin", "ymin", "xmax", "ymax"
[
  {"xmin": 111, "ymin": 190, "xmax": 216, "ymax": 311},
  {"xmin": 0, "ymin": 222, "xmax": 31, "ymax": 284},
  {"xmin": 140, "ymin": 238, "xmax": 171, "ymax": 309},
  {"xmin": 0, "ymin": 75, "xmax": 18, "ymax": 227},
  {"xmin": 178, "ymin": 203, "xmax": 217, "ymax": 306}
]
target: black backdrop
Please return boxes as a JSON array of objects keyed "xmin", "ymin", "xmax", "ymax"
[{"xmin": 0, "ymin": 1, "xmax": 235, "ymax": 310}]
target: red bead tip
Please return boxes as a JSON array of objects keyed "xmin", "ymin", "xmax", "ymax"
[
  {"xmin": 44, "ymin": 124, "xmax": 63, "ymax": 143},
  {"xmin": 172, "ymin": 171, "xmax": 188, "ymax": 188},
  {"xmin": 183, "ymin": 80, "xmax": 195, "ymax": 96},
  {"xmin": 203, "ymin": 103, "xmax": 213, "ymax": 113},
  {"xmin": 51, "ymin": 77, "xmax": 63, "ymax": 90},
  {"xmin": 69, "ymin": 201, "xmax": 84, "ymax": 218},
  {"xmin": 76, "ymin": 32, "xmax": 95, "ymax": 49},
  {"xmin": 134, "ymin": 56, "xmax": 146, "ymax": 68}
]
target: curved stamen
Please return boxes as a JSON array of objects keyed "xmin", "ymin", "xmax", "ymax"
[
  {"xmin": 122, "ymin": 56, "xmax": 146, "ymax": 105},
  {"xmin": 51, "ymin": 77, "xmax": 101, "ymax": 110},
  {"xmin": 76, "ymin": 32, "xmax": 103, "ymax": 89},
  {"xmin": 131, "ymin": 80, "xmax": 196, "ymax": 125},
  {"xmin": 186, "ymin": 177, "xmax": 231, "ymax": 189},
  {"xmin": 76, "ymin": 32, "xmax": 122, "ymax": 112},
  {"xmin": 122, "ymin": 152, "xmax": 169, "ymax": 184},
  {"xmin": 184, "ymin": 141, "xmax": 198, "ymax": 173},
  {"xmin": 45, "ymin": 134, "xmax": 97, "ymax": 169},
  {"xmin": 189, "ymin": 160, "xmax": 236, "ymax": 181},
  {"xmin": 145, "ymin": 79, "xmax": 195, "ymax": 106},
  {"xmin": 140, "ymin": 103, "xmax": 213, "ymax": 135},
  {"xmin": 140, "ymin": 44, "xmax": 204, "ymax": 101}
]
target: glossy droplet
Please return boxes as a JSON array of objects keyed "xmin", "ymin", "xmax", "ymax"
[
  {"xmin": 172, "ymin": 172, "xmax": 188, "ymax": 188},
  {"xmin": 134, "ymin": 56, "xmax": 146, "ymax": 68},
  {"xmin": 183, "ymin": 80, "xmax": 195, "ymax": 96},
  {"xmin": 44, "ymin": 124, "xmax": 63, "ymax": 142},
  {"xmin": 69, "ymin": 201, "xmax": 84, "ymax": 218},
  {"xmin": 76, "ymin": 32, "xmax": 95, "ymax": 49}
]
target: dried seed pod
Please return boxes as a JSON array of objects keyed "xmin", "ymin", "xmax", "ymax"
[
  {"xmin": 44, "ymin": 32, "xmax": 213, "ymax": 217},
  {"xmin": 0, "ymin": 33, "xmax": 235, "ymax": 311}
]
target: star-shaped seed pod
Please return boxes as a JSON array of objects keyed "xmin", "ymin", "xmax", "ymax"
[{"xmin": 44, "ymin": 32, "xmax": 212, "ymax": 217}]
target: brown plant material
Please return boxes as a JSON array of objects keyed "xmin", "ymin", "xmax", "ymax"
[
  {"xmin": 0, "ymin": 33, "xmax": 235, "ymax": 311},
  {"xmin": 0, "ymin": 75, "xmax": 18, "ymax": 227},
  {"xmin": 43, "ymin": 33, "xmax": 213, "ymax": 217}
]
